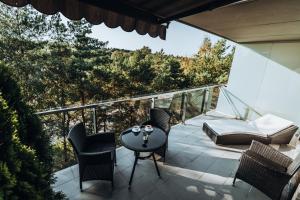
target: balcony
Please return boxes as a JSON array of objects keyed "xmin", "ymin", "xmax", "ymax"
[
  {"xmin": 38, "ymin": 85, "xmax": 296, "ymax": 200},
  {"xmin": 52, "ymin": 113, "xmax": 275, "ymax": 200}
]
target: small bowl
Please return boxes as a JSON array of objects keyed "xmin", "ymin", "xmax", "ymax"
[
  {"xmin": 132, "ymin": 126, "xmax": 141, "ymax": 133},
  {"xmin": 145, "ymin": 125, "xmax": 153, "ymax": 132}
]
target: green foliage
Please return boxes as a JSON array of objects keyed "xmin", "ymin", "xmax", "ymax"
[
  {"xmin": 0, "ymin": 64, "xmax": 64, "ymax": 199},
  {"xmin": 184, "ymin": 38, "xmax": 235, "ymax": 85}
]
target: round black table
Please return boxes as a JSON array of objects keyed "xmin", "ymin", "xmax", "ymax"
[{"xmin": 120, "ymin": 126, "xmax": 167, "ymax": 188}]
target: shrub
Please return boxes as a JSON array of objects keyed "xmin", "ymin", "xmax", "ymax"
[{"xmin": 0, "ymin": 64, "xmax": 64, "ymax": 199}]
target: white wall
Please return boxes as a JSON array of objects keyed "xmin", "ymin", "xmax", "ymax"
[{"xmin": 216, "ymin": 42, "xmax": 300, "ymax": 125}]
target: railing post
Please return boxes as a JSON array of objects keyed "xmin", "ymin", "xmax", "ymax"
[
  {"xmin": 100, "ymin": 105, "xmax": 108, "ymax": 132},
  {"xmin": 200, "ymin": 89, "xmax": 207, "ymax": 114},
  {"xmin": 181, "ymin": 92, "xmax": 187, "ymax": 124},
  {"xmin": 151, "ymin": 97, "xmax": 155, "ymax": 108},
  {"xmin": 204, "ymin": 87, "xmax": 213, "ymax": 114},
  {"xmin": 244, "ymin": 107, "xmax": 250, "ymax": 120},
  {"xmin": 93, "ymin": 107, "xmax": 97, "ymax": 134},
  {"xmin": 62, "ymin": 111, "xmax": 68, "ymax": 163}
]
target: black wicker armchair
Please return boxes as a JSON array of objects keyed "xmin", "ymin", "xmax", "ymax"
[
  {"xmin": 142, "ymin": 108, "xmax": 171, "ymax": 162},
  {"xmin": 68, "ymin": 122, "xmax": 116, "ymax": 191},
  {"xmin": 233, "ymin": 140, "xmax": 300, "ymax": 200}
]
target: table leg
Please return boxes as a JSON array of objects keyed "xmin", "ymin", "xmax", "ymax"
[
  {"xmin": 128, "ymin": 153, "xmax": 138, "ymax": 188},
  {"xmin": 152, "ymin": 153, "xmax": 161, "ymax": 177}
]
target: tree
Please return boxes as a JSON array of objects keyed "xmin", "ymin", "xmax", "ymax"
[
  {"xmin": 152, "ymin": 57, "xmax": 187, "ymax": 91},
  {"xmin": 0, "ymin": 5, "xmax": 49, "ymax": 105},
  {"xmin": 0, "ymin": 64, "xmax": 64, "ymax": 199},
  {"xmin": 68, "ymin": 19, "xmax": 110, "ymax": 105},
  {"xmin": 126, "ymin": 47, "xmax": 155, "ymax": 95},
  {"xmin": 184, "ymin": 38, "xmax": 234, "ymax": 86}
]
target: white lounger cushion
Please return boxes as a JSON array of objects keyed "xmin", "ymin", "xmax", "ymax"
[
  {"xmin": 249, "ymin": 114, "xmax": 294, "ymax": 136},
  {"xmin": 205, "ymin": 114, "xmax": 294, "ymax": 137},
  {"xmin": 204, "ymin": 119, "xmax": 258, "ymax": 135}
]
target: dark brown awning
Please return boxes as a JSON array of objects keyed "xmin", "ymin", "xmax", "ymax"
[
  {"xmin": 1, "ymin": 0, "xmax": 242, "ymax": 40},
  {"xmin": 0, "ymin": 0, "xmax": 168, "ymax": 39}
]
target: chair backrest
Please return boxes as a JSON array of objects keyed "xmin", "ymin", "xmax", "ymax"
[
  {"xmin": 287, "ymin": 153, "xmax": 300, "ymax": 175},
  {"xmin": 67, "ymin": 122, "xmax": 86, "ymax": 155},
  {"xmin": 150, "ymin": 108, "xmax": 171, "ymax": 134}
]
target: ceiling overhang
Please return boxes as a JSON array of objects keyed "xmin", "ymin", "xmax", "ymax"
[{"xmin": 179, "ymin": 0, "xmax": 300, "ymax": 43}]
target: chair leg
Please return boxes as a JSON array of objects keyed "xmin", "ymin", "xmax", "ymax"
[
  {"xmin": 111, "ymin": 165, "xmax": 114, "ymax": 189},
  {"xmin": 232, "ymin": 175, "xmax": 237, "ymax": 186},
  {"xmin": 80, "ymin": 178, "xmax": 83, "ymax": 192},
  {"xmin": 79, "ymin": 164, "xmax": 84, "ymax": 192},
  {"xmin": 152, "ymin": 153, "xmax": 161, "ymax": 178}
]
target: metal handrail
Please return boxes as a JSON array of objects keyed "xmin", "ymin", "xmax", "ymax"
[{"xmin": 35, "ymin": 84, "xmax": 225, "ymax": 116}]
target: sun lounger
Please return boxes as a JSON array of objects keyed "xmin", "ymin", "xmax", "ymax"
[{"xmin": 203, "ymin": 114, "xmax": 298, "ymax": 145}]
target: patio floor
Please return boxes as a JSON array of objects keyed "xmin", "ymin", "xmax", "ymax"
[{"xmin": 53, "ymin": 114, "xmax": 274, "ymax": 200}]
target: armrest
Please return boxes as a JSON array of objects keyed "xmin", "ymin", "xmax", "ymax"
[
  {"xmin": 238, "ymin": 153, "xmax": 291, "ymax": 194},
  {"xmin": 249, "ymin": 140, "xmax": 293, "ymax": 168},
  {"xmin": 86, "ymin": 132, "xmax": 115, "ymax": 144}
]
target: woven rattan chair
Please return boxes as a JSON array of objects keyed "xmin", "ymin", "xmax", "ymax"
[
  {"xmin": 68, "ymin": 122, "xmax": 116, "ymax": 191},
  {"xmin": 142, "ymin": 108, "xmax": 171, "ymax": 162},
  {"xmin": 233, "ymin": 140, "xmax": 300, "ymax": 200}
]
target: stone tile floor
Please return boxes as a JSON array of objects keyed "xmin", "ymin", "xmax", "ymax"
[{"xmin": 53, "ymin": 114, "xmax": 275, "ymax": 200}]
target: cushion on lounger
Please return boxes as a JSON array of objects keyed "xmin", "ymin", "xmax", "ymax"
[
  {"xmin": 249, "ymin": 114, "xmax": 294, "ymax": 136},
  {"xmin": 204, "ymin": 119, "xmax": 258, "ymax": 136}
]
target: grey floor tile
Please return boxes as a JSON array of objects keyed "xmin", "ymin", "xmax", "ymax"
[
  {"xmin": 70, "ymin": 164, "xmax": 79, "ymax": 178},
  {"xmin": 185, "ymin": 152, "xmax": 217, "ymax": 173},
  {"xmin": 53, "ymin": 167, "xmax": 75, "ymax": 187},
  {"xmin": 54, "ymin": 179, "xmax": 81, "ymax": 199}
]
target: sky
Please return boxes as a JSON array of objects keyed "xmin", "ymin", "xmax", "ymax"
[{"xmin": 89, "ymin": 21, "xmax": 235, "ymax": 57}]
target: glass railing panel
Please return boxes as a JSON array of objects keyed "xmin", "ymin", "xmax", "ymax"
[
  {"xmin": 184, "ymin": 89, "xmax": 205, "ymax": 120},
  {"xmin": 209, "ymin": 86, "xmax": 221, "ymax": 110},
  {"xmin": 39, "ymin": 111, "xmax": 77, "ymax": 171},
  {"xmin": 183, "ymin": 86, "xmax": 222, "ymax": 121},
  {"xmin": 168, "ymin": 93, "xmax": 184, "ymax": 122},
  {"xmin": 153, "ymin": 94, "xmax": 173, "ymax": 109},
  {"xmin": 106, "ymin": 99, "xmax": 152, "ymax": 144}
]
